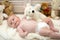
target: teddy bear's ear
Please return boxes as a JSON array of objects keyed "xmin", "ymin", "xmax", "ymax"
[
  {"xmin": 26, "ymin": 3, "xmax": 31, "ymax": 7},
  {"xmin": 2, "ymin": 5, "xmax": 5, "ymax": 9},
  {"xmin": 34, "ymin": 4, "xmax": 41, "ymax": 11},
  {"xmin": 4, "ymin": 0, "xmax": 8, "ymax": 2},
  {"xmin": 0, "ymin": 5, "xmax": 5, "ymax": 10}
]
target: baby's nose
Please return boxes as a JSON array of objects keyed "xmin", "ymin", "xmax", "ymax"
[{"xmin": 32, "ymin": 10, "xmax": 34, "ymax": 13}]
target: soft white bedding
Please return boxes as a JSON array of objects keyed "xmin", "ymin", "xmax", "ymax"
[
  {"xmin": 0, "ymin": 14, "xmax": 60, "ymax": 40},
  {"xmin": 0, "ymin": 20, "xmax": 25, "ymax": 40}
]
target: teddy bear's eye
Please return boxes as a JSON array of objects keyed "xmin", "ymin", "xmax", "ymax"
[
  {"xmin": 28, "ymin": 11, "xmax": 30, "ymax": 13},
  {"xmin": 32, "ymin": 10, "xmax": 34, "ymax": 13}
]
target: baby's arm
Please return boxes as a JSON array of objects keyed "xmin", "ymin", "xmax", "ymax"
[
  {"xmin": 49, "ymin": 32, "xmax": 60, "ymax": 38},
  {"xmin": 17, "ymin": 27, "xmax": 28, "ymax": 38}
]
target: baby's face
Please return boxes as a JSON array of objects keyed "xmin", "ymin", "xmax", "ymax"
[{"xmin": 7, "ymin": 15, "xmax": 20, "ymax": 28}]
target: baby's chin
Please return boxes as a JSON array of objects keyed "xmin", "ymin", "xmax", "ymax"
[
  {"xmin": 11, "ymin": 25, "xmax": 17, "ymax": 28},
  {"xmin": 9, "ymin": 24, "xmax": 17, "ymax": 28}
]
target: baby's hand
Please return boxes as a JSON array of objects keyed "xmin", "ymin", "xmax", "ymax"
[
  {"xmin": 51, "ymin": 28, "xmax": 59, "ymax": 32},
  {"xmin": 22, "ymin": 31, "xmax": 28, "ymax": 38},
  {"xmin": 17, "ymin": 26, "xmax": 28, "ymax": 38}
]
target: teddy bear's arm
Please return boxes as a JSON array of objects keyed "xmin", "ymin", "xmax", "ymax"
[{"xmin": 39, "ymin": 12, "xmax": 47, "ymax": 20}]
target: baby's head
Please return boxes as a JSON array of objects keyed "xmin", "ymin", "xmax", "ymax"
[{"xmin": 7, "ymin": 15, "xmax": 20, "ymax": 28}]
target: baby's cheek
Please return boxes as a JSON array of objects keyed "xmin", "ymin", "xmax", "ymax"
[
  {"xmin": 16, "ymin": 21, "xmax": 19, "ymax": 26},
  {"xmin": 8, "ymin": 21, "xmax": 16, "ymax": 28},
  {"xmin": 13, "ymin": 20, "xmax": 20, "ymax": 28},
  {"xmin": 11, "ymin": 23, "xmax": 14, "ymax": 27},
  {"xmin": 11, "ymin": 23, "xmax": 16, "ymax": 28}
]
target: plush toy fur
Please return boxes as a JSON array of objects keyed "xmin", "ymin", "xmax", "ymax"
[
  {"xmin": 51, "ymin": 0, "xmax": 60, "ymax": 19},
  {"xmin": 51, "ymin": 9, "xmax": 60, "ymax": 19},
  {"xmin": 0, "ymin": 3, "xmax": 5, "ymax": 24},
  {"xmin": 0, "ymin": 2, "xmax": 2, "ymax": 5},
  {"xmin": 3, "ymin": 0, "xmax": 14, "ymax": 16},
  {"xmin": 40, "ymin": 3, "xmax": 51, "ymax": 17},
  {"xmin": 0, "ymin": 2, "xmax": 8, "ymax": 19}
]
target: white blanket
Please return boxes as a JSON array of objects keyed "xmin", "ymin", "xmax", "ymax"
[{"xmin": 0, "ymin": 20, "xmax": 26, "ymax": 40}]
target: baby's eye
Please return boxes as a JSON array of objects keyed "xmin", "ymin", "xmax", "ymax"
[
  {"xmin": 15, "ymin": 23, "xmax": 16, "ymax": 25},
  {"xmin": 12, "ymin": 18, "xmax": 14, "ymax": 21},
  {"xmin": 10, "ymin": 22, "xmax": 12, "ymax": 25}
]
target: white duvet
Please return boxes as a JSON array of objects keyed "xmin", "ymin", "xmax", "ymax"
[
  {"xmin": 0, "ymin": 20, "xmax": 26, "ymax": 40},
  {"xmin": 0, "ymin": 14, "xmax": 60, "ymax": 40}
]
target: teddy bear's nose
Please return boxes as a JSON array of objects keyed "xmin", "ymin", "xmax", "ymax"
[{"xmin": 32, "ymin": 10, "xmax": 34, "ymax": 13}]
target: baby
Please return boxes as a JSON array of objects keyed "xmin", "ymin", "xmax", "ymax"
[{"xmin": 7, "ymin": 15, "xmax": 60, "ymax": 38}]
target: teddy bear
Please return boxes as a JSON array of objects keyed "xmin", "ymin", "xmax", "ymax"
[
  {"xmin": 40, "ymin": 3, "xmax": 52, "ymax": 17},
  {"xmin": 0, "ymin": 1, "xmax": 8, "ymax": 19},
  {"xmin": 2, "ymin": 0, "xmax": 14, "ymax": 16},
  {"xmin": 51, "ymin": 8, "xmax": 60, "ymax": 20},
  {"xmin": 24, "ymin": 3, "xmax": 47, "ymax": 22}
]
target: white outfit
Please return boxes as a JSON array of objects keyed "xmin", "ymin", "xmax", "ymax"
[{"xmin": 35, "ymin": 21, "xmax": 49, "ymax": 33}]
